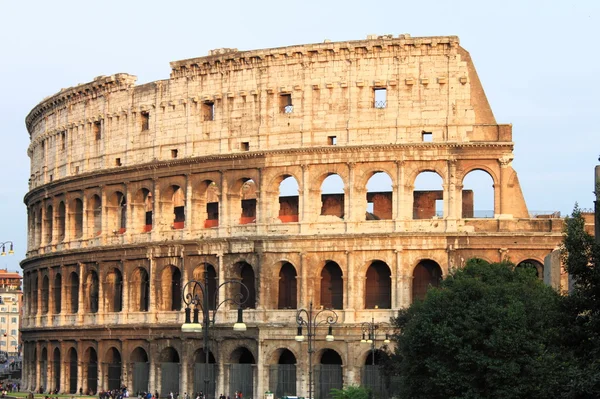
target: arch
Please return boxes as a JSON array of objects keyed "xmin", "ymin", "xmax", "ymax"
[
  {"xmin": 193, "ymin": 348, "xmax": 216, "ymax": 364},
  {"xmin": 84, "ymin": 270, "xmax": 99, "ymax": 313},
  {"xmin": 365, "ymin": 261, "xmax": 391, "ymax": 309},
  {"xmin": 84, "ymin": 346, "xmax": 98, "ymax": 394},
  {"xmin": 516, "ymin": 259, "xmax": 544, "ymax": 279},
  {"xmin": 44, "ymin": 204, "xmax": 53, "ymax": 243},
  {"xmin": 413, "ymin": 171, "xmax": 444, "ymax": 219},
  {"xmin": 130, "ymin": 267, "xmax": 150, "ymax": 312},
  {"xmin": 366, "ymin": 172, "xmax": 393, "ymax": 220},
  {"xmin": 412, "ymin": 259, "xmax": 442, "ymax": 302},
  {"xmin": 364, "ymin": 348, "xmax": 386, "ymax": 366},
  {"xmin": 278, "ymin": 176, "xmax": 299, "ymax": 223},
  {"xmin": 68, "ymin": 272, "xmax": 79, "ymax": 313},
  {"xmin": 192, "ymin": 263, "xmax": 217, "ymax": 310},
  {"xmin": 278, "ymin": 262, "xmax": 297, "ymax": 309},
  {"xmin": 70, "ymin": 197, "xmax": 84, "ymax": 239},
  {"xmin": 321, "ymin": 261, "xmax": 343, "ymax": 309},
  {"xmin": 238, "ymin": 262, "xmax": 256, "ymax": 309},
  {"xmin": 316, "ymin": 349, "xmax": 343, "ymax": 399},
  {"xmin": 41, "ymin": 275, "xmax": 49, "ymax": 314},
  {"xmin": 57, "ymin": 201, "xmax": 66, "ymax": 242},
  {"xmin": 107, "ymin": 191, "xmax": 127, "ymax": 234},
  {"xmin": 53, "ymin": 347, "xmax": 61, "ymax": 392},
  {"xmin": 131, "ymin": 347, "xmax": 150, "ymax": 394},
  {"xmin": 462, "ymin": 169, "xmax": 495, "ymax": 218},
  {"xmin": 270, "ymin": 349, "xmax": 297, "ymax": 398},
  {"xmin": 35, "ymin": 206, "xmax": 42, "ymax": 246},
  {"xmin": 106, "ymin": 268, "xmax": 123, "ymax": 312},
  {"xmin": 195, "ymin": 180, "xmax": 220, "ymax": 228},
  {"xmin": 67, "ymin": 347, "xmax": 78, "ymax": 393},
  {"xmin": 88, "ymin": 194, "xmax": 102, "ymax": 237},
  {"xmin": 105, "ymin": 347, "xmax": 122, "ymax": 390},
  {"xmin": 53, "ymin": 272, "xmax": 62, "ymax": 314},
  {"xmin": 133, "ymin": 187, "xmax": 153, "ymax": 233},
  {"xmin": 31, "ymin": 274, "xmax": 39, "ymax": 315},
  {"xmin": 192, "ymin": 347, "xmax": 216, "ymax": 397},
  {"xmin": 320, "ymin": 174, "xmax": 345, "ymax": 218},
  {"xmin": 239, "ymin": 179, "xmax": 257, "ymax": 225},
  {"xmin": 161, "ymin": 185, "xmax": 185, "ymax": 229},
  {"xmin": 229, "ymin": 347, "xmax": 256, "ymax": 399},
  {"xmin": 160, "ymin": 265, "xmax": 182, "ymax": 311}
]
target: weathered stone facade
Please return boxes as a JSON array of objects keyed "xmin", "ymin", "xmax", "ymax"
[{"xmin": 21, "ymin": 34, "xmax": 563, "ymax": 397}]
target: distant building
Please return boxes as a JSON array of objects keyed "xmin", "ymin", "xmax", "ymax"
[{"xmin": 0, "ymin": 269, "xmax": 22, "ymax": 356}]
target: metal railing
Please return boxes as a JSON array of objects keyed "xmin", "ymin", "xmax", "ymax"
[
  {"xmin": 283, "ymin": 105, "xmax": 294, "ymax": 114},
  {"xmin": 374, "ymin": 101, "xmax": 387, "ymax": 109}
]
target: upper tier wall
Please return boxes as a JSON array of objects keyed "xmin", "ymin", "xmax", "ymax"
[{"xmin": 25, "ymin": 34, "xmax": 505, "ymax": 189}]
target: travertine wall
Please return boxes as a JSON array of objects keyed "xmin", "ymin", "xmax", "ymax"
[{"xmin": 20, "ymin": 35, "xmax": 563, "ymax": 398}]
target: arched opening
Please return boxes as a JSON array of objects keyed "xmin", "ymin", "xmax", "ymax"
[
  {"xmin": 413, "ymin": 171, "xmax": 444, "ymax": 219},
  {"xmin": 53, "ymin": 273, "xmax": 62, "ymax": 314},
  {"xmin": 106, "ymin": 268, "xmax": 123, "ymax": 312},
  {"xmin": 84, "ymin": 347, "xmax": 98, "ymax": 394},
  {"xmin": 35, "ymin": 208, "xmax": 42, "ymax": 246},
  {"xmin": 53, "ymin": 347, "xmax": 61, "ymax": 392},
  {"xmin": 516, "ymin": 259, "xmax": 543, "ymax": 279},
  {"xmin": 68, "ymin": 348, "xmax": 78, "ymax": 393},
  {"xmin": 32, "ymin": 274, "xmax": 39, "ymax": 315},
  {"xmin": 57, "ymin": 201, "xmax": 66, "ymax": 241},
  {"xmin": 160, "ymin": 347, "xmax": 180, "ymax": 397},
  {"xmin": 197, "ymin": 180, "xmax": 220, "ymax": 228},
  {"xmin": 278, "ymin": 262, "xmax": 297, "ymax": 309},
  {"xmin": 193, "ymin": 348, "xmax": 217, "ymax": 397},
  {"xmin": 108, "ymin": 191, "xmax": 127, "ymax": 234},
  {"xmin": 68, "ymin": 272, "xmax": 79, "ymax": 314},
  {"xmin": 362, "ymin": 349, "xmax": 388, "ymax": 399},
  {"xmin": 130, "ymin": 267, "xmax": 150, "ymax": 312},
  {"xmin": 366, "ymin": 172, "xmax": 393, "ymax": 220},
  {"xmin": 133, "ymin": 188, "xmax": 153, "ymax": 232},
  {"xmin": 44, "ymin": 205, "xmax": 53, "ymax": 243},
  {"xmin": 131, "ymin": 347, "xmax": 150, "ymax": 393},
  {"xmin": 31, "ymin": 347, "xmax": 38, "ymax": 391},
  {"xmin": 163, "ymin": 185, "xmax": 185, "ymax": 230},
  {"xmin": 240, "ymin": 179, "xmax": 257, "ymax": 224},
  {"xmin": 88, "ymin": 195, "xmax": 102, "ymax": 237},
  {"xmin": 462, "ymin": 170, "xmax": 495, "ymax": 218},
  {"xmin": 278, "ymin": 176, "xmax": 299, "ymax": 223},
  {"xmin": 412, "ymin": 259, "xmax": 442, "ymax": 302},
  {"xmin": 270, "ymin": 349, "xmax": 297, "ymax": 398},
  {"xmin": 40, "ymin": 347, "xmax": 48, "ymax": 392},
  {"xmin": 229, "ymin": 347, "xmax": 256, "ymax": 399},
  {"xmin": 105, "ymin": 347, "xmax": 122, "ymax": 390},
  {"xmin": 238, "ymin": 262, "xmax": 256, "ymax": 309},
  {"xmin": 320, "ymin": 262, "xmax": 343, "ymax": 309},
  {"xmin": 317, "ymin": 350, "xmax": 343, "ymax": 399},
  {"xmin": 41, "ymin": 275, "xmax": 49, "ymax": 314},
  {"xmin": 192, "ymin": 263, "xmax": 217, "ymax": 310},
  {"xmin": 365, "ymin": 261, "xmax": 391, "ymax": 309},
  {"xmin": 70, "ymin": 198, "xmax": 84, "ymax": 239},
  {"xmin": 85, "ymin": 271, "xmax": 99, "ymax": 313},
  {"xmin": 320, "ymin": 174, "xmax": 345, "ymax": 219},
  {"xmin": 160, "ymin": 266, "xmax": 181, "ymax": 311}
]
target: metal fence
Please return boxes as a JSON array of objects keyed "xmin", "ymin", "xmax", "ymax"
[
  {"xmin": 194, "ymin": 363, "xmax": 217, "ymax": 399},
  {"xmin": 133, "ymin": 362, "xmax": 150, "ymax": 394},
  {"xmin": 269, "ymin": 364, "xmax": 296, "ymax": 398},
  {"xmin": 314, "ymin": 365, "xmax": 342, "ymax": 399},
  {"xmin": 108, "ymin": 363, "xmax": 121, "ymax": 390},
  {"xmin": 229, "ymin": 364, "xmax": 254, "ymax": 399},
  {"xmin": 161, "ymin": 363, "xmax": 180, "ymax": 397}
]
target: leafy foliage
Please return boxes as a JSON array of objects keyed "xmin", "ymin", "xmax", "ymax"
[
  {"xmin": 388, "ymin": 259, "xmax": 570, "ymax": 399},
  {"xmin": 329, "ymin": 386, "xmax": 370, "ymax": 399}
]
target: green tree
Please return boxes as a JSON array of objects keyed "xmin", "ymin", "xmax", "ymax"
[
  {"xmin": 329, "ymin": 386, "xmax": 370, "ymax": 399},
  {"xmin": 561, "ymin": 204, "xmax": 600, "ymax": 396},
  {"xmin": 388, "ymin": 259, "xmax": 570, "ymax": 399}
]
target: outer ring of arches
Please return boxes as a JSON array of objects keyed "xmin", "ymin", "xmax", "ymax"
[
  {"xmin": 354, "ymin": 165, "xmax": 396, "ymax": 190},
  {"xmin": 227, "ymin": 172, "xmax": 261, "ymax": 194},
  {"xmin": 405, "ymin": 165, "xmax": 447, "ymax": 189},
  {"xmin": 226, "ymin": 343, "xmax": 258, "ymax": 364},
  {"xmin": 313, "ymin": 346, "xmax": 345, "ymax": 365},
  {"xmin": 356, "ymin": 258, "xmax": 394, "ymax": 278},
  {"xmin": 265, "ymin": 346, "xmax": 300, "ymax": 365},
  {"xmin": 265, "ymin": 169, "xmax": 303, "ymax": 195},
  {"xmin": 459, "ymin": 164, "xmax": 498, "ymax": 187},
  {"xmin": 409, "ymin": 257, "xmax": 446, "ymax": 278},
  {"xmin": 313, "ymin": 166, "xmax": 350, "ymax": 191},
  {"xmin": 309, "ymin": 256, "xmax": 346, "ymax": 281}
]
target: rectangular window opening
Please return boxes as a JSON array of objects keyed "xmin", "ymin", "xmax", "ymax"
[
  {"xmin": 328, "ymin": 136, "xmax": 337, "ymax": 145},
  {"xmin": 374, "ymin": 88, "xmax": 387, "ymax": 109},
  {"xmin": 422, "ymin": 131, "xmax": 433, "ymax": 142},
  {"xmin": 280, "ymin": 93, "xmax": 293, "ymax": 113},
  {"xmin": 93, "ymin": 121, "xmax": 102, "ymax": 140},
  {"xmin": 141, "ymin": 111, "xmax": 150, "ymax": 131},
  {"xmin": 61, "ymin": 132, "xmax": 66, "ymax": 150},
  {"xmin": 203, "ymin": 102, "xmax": 215, "ymax": 121},
  {"xmin": 115, "ymin": 158, "xmax": 122, "ymax": 166},
  {"xmin": 241, "ymin": 142, "xmax": 250, "ymax": 151},
  {"xmin": 171, "ymin": 149, "xmax": 178, "ymax": 158}
]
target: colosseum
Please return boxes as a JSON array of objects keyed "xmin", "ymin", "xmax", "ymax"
[{"xmin": 21, "ymin": 34, "xmax": 564, "ymax": 398}]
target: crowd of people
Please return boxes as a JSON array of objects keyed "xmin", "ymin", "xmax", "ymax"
[{"xmin": 0, "ymin": 382, "xmax": 20, "ymax": 397}]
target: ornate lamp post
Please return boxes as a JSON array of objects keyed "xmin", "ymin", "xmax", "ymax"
[
  {"xmin": 0, "ymin": 241, "xmax": 14, "ymax": 256},
  {"xmin": 295, "ymin": 302, "xmax": 338, "ymax": 399},
  {"xmin": 360, "ymin": 316, "xmax": 390, "ymax": 365},
  {"xmin": 181, "ymin": 268, "xmax": 249, "ymax": 399}
]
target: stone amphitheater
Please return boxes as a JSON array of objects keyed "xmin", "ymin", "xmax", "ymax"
[{"xmin": 20, "ymin": 34, "xmax": 564, "ymax": 398}]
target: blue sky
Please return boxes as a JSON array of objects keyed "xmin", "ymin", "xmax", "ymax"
[{"xmin": 0, "ymin": 0, "xmax": 598, "ymax": 272}]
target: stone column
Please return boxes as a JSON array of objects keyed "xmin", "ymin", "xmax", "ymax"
[
  {"xmin": 97, "ymin": 263, "xmax": 105, "ymax": 324},
  {"xmin": 60, "ymin": 341, "xmax": 67, "ymax": 393},
  {"xmin": 36, "ymin": 341, "xmax": 42, "ymax": 390},
  {"xmin": 255, "ymin": 168, "xmax": 264, "ymax": 233},
  {"xmin": 82, "ymin": 191, "xmax": 89, "ymax": 239},
  {"xmin": 149, "ymin": 255, "xmax": 157, "ymax": 314},
  {"xmin": 180, "ymin": 340, "xmax": 188, "ymax": 397},
  {"xmin": 185, "ymin": 174, "xmax": 193, "ymax": 234},
  {"xmin": 151, "ymin": 178, "xmax": 160, "ymax": 239},
  {"xmin": 447, "ymin": 159, "xmax": 458, "ymax": 219},
  {"xmin": 77, "ymin": 341, "xmax": 84, "ymax": 395},
  {"xmin": 122, "ymin": 263, "xmax": 130, "ymax": 314},
  {"xmin": 346, "ymin": 162, "xmax": 355, "ymax": 223},
  {"xmin": 300, "ymin": 165, "xmax": 310, "ymax": 230},
  {"xmin": 78, "ymin": 263, "xmax": 85, "ymax": 322},
  {"xmin": 345, "ymin": 251, "xmax": 354, "ymax": 312},
  {"xmin": 219, "ymin": 171, "xmax": 229, "ymax": 233},
  {"xmin": 498, "ymin": 157, "xmax": 512, "ymax": 216},
  {"xmin": 64, "ymin": 198, "xmax": 71, "ymax": 243},
  {"xmin": 100, "ymin": 186, "xmax": 107, "ymax": 245},
  {"xmin": 125, "ymin": 182, "xmax": 133, "ymax": 241}
]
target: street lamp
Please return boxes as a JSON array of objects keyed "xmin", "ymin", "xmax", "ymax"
[
  {"xmin": 360, "ymin": 316, "xmax": 390, "ymax": 365},
  {"xmin": 181, "ymin": 268, "xmax": 250, "ymax": 399},
  {"xmin": 0, "ymin": 241, "xmax": 14, "ymax": 256},
  {"xmin": 295, "ymin": 302, "xmax": 338, "ymax": 399}
]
